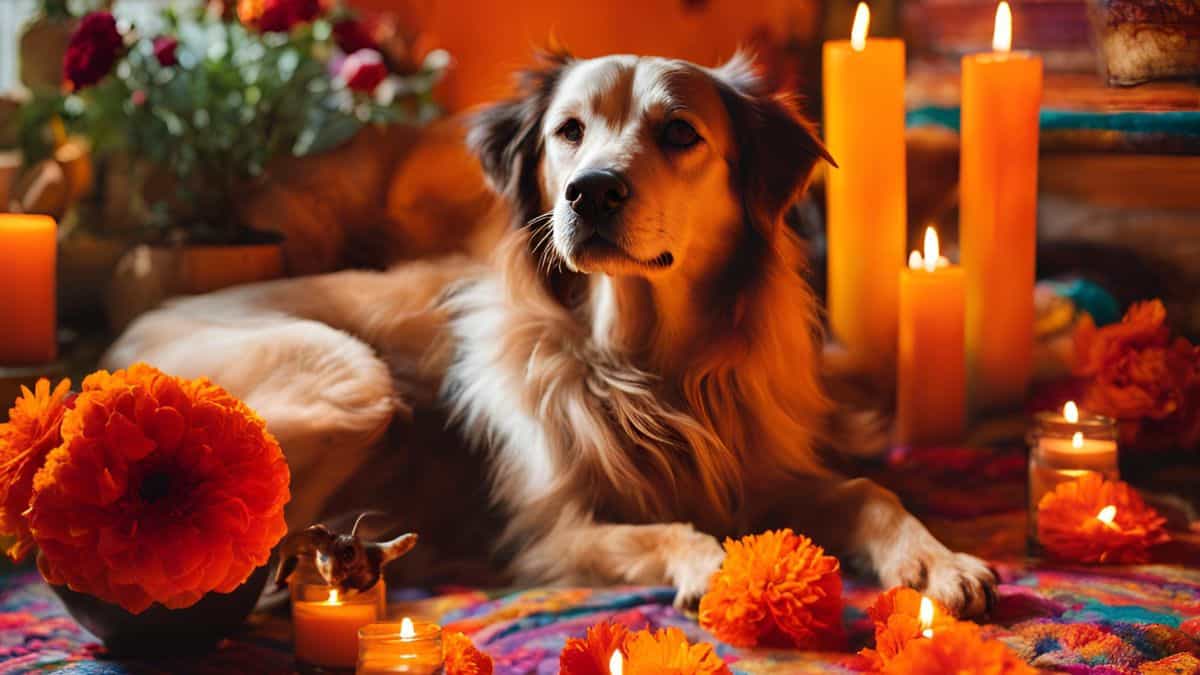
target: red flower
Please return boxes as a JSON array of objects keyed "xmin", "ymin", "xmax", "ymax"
[
  {"xmin": 333, "ymin": 18, "xmax": 378, "ymax": 54},
  {"xmin": 340, "ymin": 49, "xmax": 388, "ymax": 93},
  {"xmin": 152, "ymin": 36, "xmax": 178, "ymax": 67},
  {"xmin": 28, "ymin": 364, "xmax": 290, "ymax": 614},
  {"xmin": 1037, "ymin": 473, "xmax": 1169, "ymax": 564},
  {"xmin": 240, "ymin": 0, "xmax": 322, "ymax": 33},
  {"xmin": 0, "ymin": 379, "xmax": 71, "ymax": 561},
  {"xmin": 63, "ymin": 12, "xmax": 124, "ymax": 91},
  {"xmin": 560, "ymin": 622, "xmax": 630, "ymax": 675}
]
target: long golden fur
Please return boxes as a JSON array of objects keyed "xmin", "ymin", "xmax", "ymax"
[{"xmin": 105, "ymin": 52, "xmax": 996, "ymax": 615}]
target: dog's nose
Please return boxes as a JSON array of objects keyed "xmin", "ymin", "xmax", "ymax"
[{"xmin": 565, "ymin": 170, "xmax": 630, "ymax": 219}]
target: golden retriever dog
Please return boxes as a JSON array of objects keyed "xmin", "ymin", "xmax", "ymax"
[{"xmin": 105, "ymin": 52, "xmax": 997, "ymax": 615}]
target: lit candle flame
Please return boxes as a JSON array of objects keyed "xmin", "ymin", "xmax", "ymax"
[
  {"xmin": 993, "ymin": 1, "xmax": 1013, "ymax": 53},
  {"xmin": 908, "ymin": 250, "xmax": 923, "ymax": 270},
  {"xmin": 1097, "ymin": 505, "xmax": 1118, "ymax": 530},
  {"xmin": 1072, "ymin": 431, "xmax": 1084, "ymax": 449},
  {"xmin": 918, "ymin": 596, "xmax": 935, "ymax": 638},
  {"xmin": 326, "ymin": 588, "xmax": 340, "ymax": 604},
  {"xmin": 609, "ymin": 649, "xmax": 624, "ymax": 675},
  {"xmin": 1064, "ymin": 400, "xmax": 1079, "ymax": 424},
  {"xmin": 851, "ymin": 2, "xmax": 870, "ymax": 52},
  {"xmin": 922, "ymin": 226, "xmax": 940, "ymax": 273},
  {"xmin": 400, "ymin": 617, "xmax": 416, "ymax": 639}
]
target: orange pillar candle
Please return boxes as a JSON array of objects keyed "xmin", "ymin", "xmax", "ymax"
[
  {"xmin": 0, "ymin": 215, "xmax": 56, "ymax": 364},
  {"xmin": 897, "ymin": 227, "xmax": 966, "ymax": 446},
  {"xmin": 293, "ymin": 586, "xmax": 382, "ymax": 669},
  {"xmin": 960, "ymin": 1, "xmax": 1043, "ymax": 412},
  {"xmin": 823, "ymin": 2, "xmax": 906, "ymax": 372},
  {"xmin": 357, "ymin": 618, "xmax": 445, "ymax": 675}
]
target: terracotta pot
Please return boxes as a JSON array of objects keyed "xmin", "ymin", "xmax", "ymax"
[
  {"xmin": 51, "ymin": 562, "xmax": 270, "ymax": 657},
  {"xmin": 105, "ymin": 240, "xmax": 285, "ymax": 332}
]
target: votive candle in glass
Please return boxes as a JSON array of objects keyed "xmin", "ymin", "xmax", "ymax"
[
  {"xmin": 357, "ymin": 618, "xmax": 444, "ymax": 675},
  {"xmin": 1027, "ymin": 400, "xmax": 1118, "ymax": 542},
  {"xmin": 292, "ymin": 579, "xmax": 386, "ymax": 672}
]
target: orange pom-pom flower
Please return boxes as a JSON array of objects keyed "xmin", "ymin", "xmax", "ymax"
[
  {"xmin": 623, "ymin": 627, "xmax": 730, "ymax": 675},
  {"xmin": 1037, "ymin": 473, "xmax": 1169, "ymax": 564},
  {"xmin": 560, "ymin": 621, "xmax": 630, "ymax": 675},
  {"xmin": 699, "ymin": 529, "xmax": 844, "ymax": 649},
  {"xmin": 0, "ymin": 378, "xmax": 71, "ymax": 561},
  {"xmin": 445, "ymin": 631, "xmax": 493, "ymax": 675},
  {"xmin": 28, "ymin": 363, "xmax": 290, "ymax": 614},
  {"xmin": 858, "ymin": 587, "xmax": 956, "ymax": 669},
  {"xmin": 882, "ymin": 622, "xmax": 1035, "ymax": 675}
]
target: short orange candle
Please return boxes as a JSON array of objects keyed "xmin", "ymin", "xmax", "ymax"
[
  {"xmin": 823, "ymin": 2, "xmax": 907, "ymax": 373},
  {"xmin": 960, "ymin": 1, "xmax": 1043, "ymax": 413},
  {"xmin": 0, "ymin": 215, "xmax": 57, "ymax": 365},
  {"xmin": 897, "ymin": 227, "xmax": 966, "ymax": 446},
  {"xmin": 293, "ymin": 586, "xmax": 382, "ymax": 670},
  {"xmin": 356, "ymin": 618, "xmax": 444, "ymax": 675}
]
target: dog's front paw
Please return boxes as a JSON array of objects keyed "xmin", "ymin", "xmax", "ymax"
[
  {"xmin": 878, "ymin": 528, "xmax": 997, "ymax": 617},
  {"xmin": 665, "ymin": 528, "xmax": 725, "ymax": 610}
]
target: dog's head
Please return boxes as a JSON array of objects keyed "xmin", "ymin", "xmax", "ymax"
[{"xmin": 468, "ymin": 51, "xmax": 833, "ymax": 281}]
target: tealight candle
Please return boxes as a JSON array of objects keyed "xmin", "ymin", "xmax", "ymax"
[
  {"xmin": 918, "ymin": 596, "xmax": 935, "ymax": 639},
  {"xmin": 292, "ymin": 582, "xmax": 385, "ymax": 671},
  {"xmin": 961, "ymin": 1, "xmax": 1043, "ymax": 413},
  {"xmin": 1027, "ymin": 400, "xmax": 1119, "ymax": 543},
  {"xmin": 356, "ymin": 618, "xmax": 444, "ymax": 675},
  {"xmin": 823, "ymin": 2, "xmax": 907, "ymax": 372},
  {"xmin": 897, "ymin": 226, "xmax": 966, "ymax": 447}
]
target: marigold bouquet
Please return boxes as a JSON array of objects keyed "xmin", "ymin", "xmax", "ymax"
[
  {"xmin": 0, "ymin": 363, "xmax": 290, "ymax": 614},
  {"xmin": 1072, "ymin": 300, "xmax": 1200, "ymax": 451}
]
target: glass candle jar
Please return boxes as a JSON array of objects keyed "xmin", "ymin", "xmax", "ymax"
[
  {"xmin": 291, "ymin": 562, "xmax": 387, "ymax": 673},
  {"xmin": 1027, "ymin": 403, "xmax": 1119, "ymax": 545},
  {"xmin": 357, "ymin": 620, "xmax": 444, "ymax": 675}
]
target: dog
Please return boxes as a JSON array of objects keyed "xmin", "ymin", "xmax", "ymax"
[{"xmin": 104, "ymin": 51, "xmax": 997, "ymax": 615}]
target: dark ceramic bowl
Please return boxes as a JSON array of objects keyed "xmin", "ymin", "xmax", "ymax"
[{"xmin": 51, "ymin": 563, "xmax": 270, "ymax": 657}]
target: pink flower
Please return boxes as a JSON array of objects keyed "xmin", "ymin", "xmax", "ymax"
[
  {"xmin": 153, "ymin": 36, "xmax": 178, "ymax": 67},
  {"xmin": 340, "ymin": 49, "xmax": 388, "ymax": 93},
  {"xmin": 63, "ymin": 12, "xmax": 123, "ymax": 90},
  {"xmin": 130, "ymin": 90, "xmax": 147, "ymax": 106}
]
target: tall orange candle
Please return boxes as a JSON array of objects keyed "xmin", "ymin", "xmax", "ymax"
[
  {"xmin": 897, "ymin": 227, "xmax": 966, "ymax": 446},
  {"xmin": 960, "ymin": 1, "xmax": 1042, "ymax": 413},
  {"xmin": 0, "ymin": 215, "xmax": 56, "ymax": 365},
  {"xmin": 823, "ymin": 2, "xmax": 906, "ymax": 373}
]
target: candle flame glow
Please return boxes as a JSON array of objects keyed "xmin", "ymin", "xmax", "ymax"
[
  {"xmin": 1064, "ymin": 400, "xmax": 1079, "ymax": 423},
  {"xmin": 326, "ymin": 588, "xmax": 339, "ymax": 604},
  {"xmin": 923, "ymin": 226, "xmax": 940, "ymax": 273},
  {"xmin": 1072, "ymin": 431, "xmax": 1084, "ymax": 449},
  {"xmin": 918, "ymin": 596, "xmax": 934, "ymax": 638},
  {"xmin": 400, "ymin": 617, "xmax": 416, "ymax": 639},
  {"xmin": 993, "ymin": 1, "xmax": 1013, "ymax": 52},
  {"xmin": 908, "ymin": 250, "xmax": 923, "ymax": 270},
  {"xmin": 1097, "ymin": 505, "xmax": 1118, "ymax": 529},
  {"xmin": 851, "ymin": 2, "xmax": 870, "ymax": 52},
  {"xmin": 609, "ymin": 649, "xmax": 624, "ymax": 675}
]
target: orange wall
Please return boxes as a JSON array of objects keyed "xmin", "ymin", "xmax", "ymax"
[{"xmin": 355, "ymin": 0, "xmax": 806, "ymax": 111}]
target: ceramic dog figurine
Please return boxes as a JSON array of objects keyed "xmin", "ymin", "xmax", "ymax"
[{"xmin": 275, "ymin": 513, "xmax": 418, "ymax": 592}]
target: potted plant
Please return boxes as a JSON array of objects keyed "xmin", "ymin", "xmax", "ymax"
[{"xmin": 42, "ymin": 0, "xmax": 446, "ymax": 327}]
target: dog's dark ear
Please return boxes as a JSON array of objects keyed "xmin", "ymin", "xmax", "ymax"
[
  {"xmin": 467, "ymin": 50, "xmax": 571, "ymax": 225},
  {"xmin": 714, "ymin": 55, "xmax": 835, "ymax": 230}
]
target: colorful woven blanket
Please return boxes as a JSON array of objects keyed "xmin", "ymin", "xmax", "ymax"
[{"xmin": 2, "ymin": 447, "xmax": 1198, "ymax": 674}]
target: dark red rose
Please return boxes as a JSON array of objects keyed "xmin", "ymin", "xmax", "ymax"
[
  {"xmin": 256, "ymin": 0, "xmax": 322, "ymax": 33},
  {"xmin": 63, "ymin": 12, "xmax": 124, "ymax": 91},
  {"xmin": 340, "ymin": 49, "xmax": 387, "ymax": 93},
  {"xmin": 153, "ymin": 36, "xmax": 178, "ymax": 67},
  {"xmin": 333, "ymin": 18, "xmax": 377, "ymax": 54}
]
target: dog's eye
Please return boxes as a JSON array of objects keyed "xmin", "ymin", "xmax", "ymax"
[
  {"xmin": 662, "ymin": 119, "xmax": 700, "ymax": 149},
  {"xmin": 556, "ymin": 119, "xmax": 584, "ymax": 144}
]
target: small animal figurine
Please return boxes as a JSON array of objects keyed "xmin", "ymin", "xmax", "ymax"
[{"xmin": 275, "ymin": 513, "xmax": 418, "ymax": 593}]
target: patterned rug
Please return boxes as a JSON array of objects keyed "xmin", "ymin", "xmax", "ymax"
[{"xmin": 2, "ymin": 446, "xmax": 1198, "ymax": 674}]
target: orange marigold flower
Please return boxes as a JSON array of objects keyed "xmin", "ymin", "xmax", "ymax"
[
  {"xmin": 858, "ymin": 587, "xmax": 957, "ymax": 669},
  {"xmin": 28, "ymin": 363, "xmax": 290, "ymax": 614},
  {"xmin": 882, "ymin": 622, "xmax": 1036, "ymax": 675},
  {"xmin": 623, "ymin": 627, "xmax": 730, "ymax": 675},
  {"xmin": 699, "ymin": 529, "xmax": 844, "ymax": 650},
  {"xmin": 445, "ymin": 631, "xmax": 492, "ymax": 675},
  {"xmin": 561, "ymin": 621, "xmax": 630, "ymax": 675},
  {"xmin": 1037, "ymin": 473, "xmax": 1168, "ymax": 565},
  {"xmin": 0, "ymin": 378, "xmax": 71, "ymax": 561},
  {"xmin": 1073, "ymin": 300, "xmax": 1171, "ymax": 377}
]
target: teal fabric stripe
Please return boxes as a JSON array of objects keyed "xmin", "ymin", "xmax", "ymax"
[{"xmin": 907, "ymin": 105, "xmax": 1200, "ymax": 136}]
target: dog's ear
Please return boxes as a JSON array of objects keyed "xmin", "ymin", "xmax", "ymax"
[
  {"xmin": 467, "ymin": 50, "xmax": 571, "ymax": 225},
  {"xmin": 714, "ymin": 55, "xmax": 835, "ymax": 231}
]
